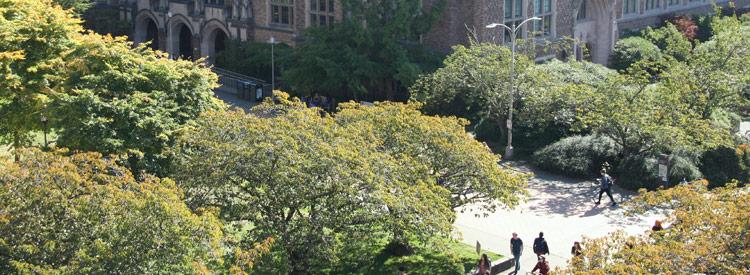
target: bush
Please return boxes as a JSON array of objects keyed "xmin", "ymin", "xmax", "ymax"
[
  {"xmin": 610, "ymin": 37, "xmax": 663, "ymax": 71},
  {"xmin": 616, "ymin": 154, "xmax": 702, "ymax": 191},
  {"xmin": 533, "ymin": 135, "xmax": 620, "ymax": 178},
  {"xmin": 701, "ymin": 145, "xmax": 750, "ymax": 188}
]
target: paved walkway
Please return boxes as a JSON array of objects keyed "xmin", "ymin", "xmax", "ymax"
[{"xmin": 454, "ymin": 163, "xmax": 662, "ymax": 274}]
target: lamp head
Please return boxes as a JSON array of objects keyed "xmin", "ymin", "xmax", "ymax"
[{"xmin": 485, "ymin": 23, "xmax": 500, "ymax": 29}]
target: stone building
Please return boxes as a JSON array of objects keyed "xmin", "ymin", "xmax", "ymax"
[{"xmin": 112, "ymin": 0, "xmax": 749, "ymax": 64}]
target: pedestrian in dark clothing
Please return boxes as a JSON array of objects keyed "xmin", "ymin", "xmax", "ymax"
[
  {"xmin": 571, "ymin": 241, "xmax": 582, "ymax": 257},
  {"xmin": 477, "ymin": 253, "xmax": 491, "ymax": 275},
  {"xmin": 510, "ymin": 233, "xmax": 523, "ymax": 274},
  {"xmin": 531, "ymin": 256, "xmax": 550, "ymax": 275},
  {"xmin": 533, "ymin": 232, "xmax": 550, "ymax": 257},
  {"xmin": 595, "ymin": 169, "xmax": 617, "ymax": 206},
  {"xmin": 652, "ymin": 220, "xmax": 663, "ymax": 231}
]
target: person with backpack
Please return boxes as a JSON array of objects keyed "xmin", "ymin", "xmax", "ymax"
[
  {"xmin": 595, "ymin": 169, "xmax": 617, "ymax": 206},
  {"xmin": 533, "ymin": 232, "xmax": 549, "ymax": 258}
]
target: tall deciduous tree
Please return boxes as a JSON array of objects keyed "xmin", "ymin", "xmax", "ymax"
[
  {"xmin": 0, "ymin": 0, "xmax": 81, "ymax": 160},
  {"xmin": 335, "ymin": 101, "xmax": 528, "ymax": 213},
  {"xmin": 411, "ymin": 42, "xmax": 533, "ymax": 142},
  {"xmin": 52, "ymin": 33, "xmax": 221, "ymax": 176},
  {"xmin": 663, "ymin": 14, "xmax": 750, "ymax": 119},
  {"xmin": 170, "ymin": 102, "xmax": 454, "ymax": 273},
  {"xmin": 283, "ymin": 0, "xmax": 446, "ymax": 102},
  {"xmin": 0, "ymin": 149, "xmax": 247, "ymax": 273}
]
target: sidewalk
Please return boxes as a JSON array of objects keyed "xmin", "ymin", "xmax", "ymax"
[{"xmin": 454, "ymin": 165, "xmax": 662, "ymax": 273}]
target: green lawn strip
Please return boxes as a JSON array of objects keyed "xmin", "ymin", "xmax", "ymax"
[
  {"xmin": 338, "ymin": 239, "xmax": 502, "ymax": 275},
  {"xmin": 0, "ymin": 130, "xmax": 58, "ymax": 161}
]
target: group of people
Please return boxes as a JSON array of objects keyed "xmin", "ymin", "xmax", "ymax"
[{"xmin": 470, "ymin": 165, "xmax": 662, "ymax": 275}]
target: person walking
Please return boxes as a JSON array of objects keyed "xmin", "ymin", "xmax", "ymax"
[
  {"xmin": 595, "ymin": 169, "xmax": 617, "ymax": 206},
  {"xmin": 531, "ymin": 256, "xmax": 550, "ymax": 275},
  {"xmin": 510, "ymin": 233, "xmax": 523, "ymax": 274},
  {"xmin": 533, "ymin": 232, "xmax": 549, "ymax": 258},
  {"xmin": 477, "ymin": 253, "xmax": 491, "ymax": 275},
  {"xmin": 571, "ymin": 241, "xmax": 582, "ymax": 257}
]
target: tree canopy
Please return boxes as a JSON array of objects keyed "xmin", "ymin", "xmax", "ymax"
[
  {"xmin": 283, "ymin": 0, "xmax": 446, "ymax": 102},
  {"xmin": 0, "ymin": 149, "xmax": 234, "ymax": 273},
  {"xmin": 170, "ymin": 94, "xmax": 527, "ymax": 273},
  {"xmin": 52, "ymin": 33, "xmax": 221, "ymax": 175},
  {"xmin": 0, "ymin": 0, "xmax": 81, "ymax": 158}
]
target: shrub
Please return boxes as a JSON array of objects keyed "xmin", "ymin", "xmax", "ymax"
[
  {"xmin": 701, "ymin": 145, "xmax": 750, "ymax": 188},
  {"xmin": 533, "ymin": 135, "xmax": 620, "ymax": 178},
  {"xmin": 617, "ymin": 154, "xmax": 702, "ymax": 191},
  {"xmin": 610, "ymin": 37, "xmax": 663, "ymax": 71}
]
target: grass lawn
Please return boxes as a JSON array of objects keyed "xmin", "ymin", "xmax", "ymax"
[
  {"xmin": 0, "ymin": 130, "xmax": 57, "ymax": 161},
  {"xmin": 336, "ymin": 239, "xmax": 503, "ymax": 275}
]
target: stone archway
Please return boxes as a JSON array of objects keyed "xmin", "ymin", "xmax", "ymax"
[
  {"xmin": 177, "ymin": 24, "xmax": 194, "ymax": 60},
  {"xmin": 200, "ymin": 21, "xmax": 231, "ymax": 63},
  {"xmin": 134, "ymin": 12, "xmax": 162, "ymax": 51},
  {"xmin": 573, "ymin": 0, "xmax": 616, "ymax": 64},
  {"xmin": 146, "ymin": 20, "xmax": 160, "ymax": 51}
]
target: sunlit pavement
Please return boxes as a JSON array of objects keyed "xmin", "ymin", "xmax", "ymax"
[{"xmin": 454, "ymin": 164, "xmax": 663, "ymax": 273}]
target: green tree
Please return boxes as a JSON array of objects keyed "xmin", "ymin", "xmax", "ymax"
[
  {"xmin": 610, "ymin": 37, "xmax": 663, "ymax": 72},
  {"xmin": 51, "ymin": 33, "xmax": 221, "ymax": 176},
  {"xmin": 335, "ymin": 101, "xmax": 528, "ymax": 213},
  {"xmin": 283, "ymin": 0, "xmax": 446, "ymax": 102},
  {"xmin": 171, "ymin": 101, "xmax": 454, "ymax": 273},
  {"xmin": 53, "ymin": 0, "xmax": 92, "ymax": 14},
  {"xmin": 0, "ymin": 0, "xmax": 81, "ymax": 160},
  {"xmin": 662, "ymin": 14, "xmax": 750, "ymax": 119},
  {"xmin": 563, "ymin": 181, "xmax": 750, "ymax": 274},
  {"xmin": 214, "ymin": 40, "xmax": 293, "ymax": 83},
  {"xmin": 411, "ymin": 42, "xmax": 533, "ymax": 143},
  {"xmin": 577, "ymin": 72, "xmax": 729, "ymax": 158},
  {"xmin": 0, "ymin": 149, "xmax": 240, "ymax": 273}
]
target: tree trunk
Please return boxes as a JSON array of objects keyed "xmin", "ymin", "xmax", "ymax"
[{"xmin": 12, "ymin": 131, "xmax": 20, "ymax": 162}]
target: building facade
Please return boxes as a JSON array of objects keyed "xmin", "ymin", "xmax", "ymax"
[{"xmin": 113, "ymin": 0, "xmax": 749, "ymax": 64}]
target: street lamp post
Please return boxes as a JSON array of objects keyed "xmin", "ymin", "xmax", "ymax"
[
  {"xmin": 269, "ymin": 36, "xmax": 276, "ymax": 91},
  {"xmin": 40, "ymin": 114, "xmax": 48, "ymax": 149},
  {"xmin": 486, "ymin": 17, "xmax": 540, "ymax": 159}
]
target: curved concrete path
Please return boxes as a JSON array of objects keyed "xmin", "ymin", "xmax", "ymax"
[{"xmin": 454, "ymin": 163, "xmax": 662, "ymax": 274}]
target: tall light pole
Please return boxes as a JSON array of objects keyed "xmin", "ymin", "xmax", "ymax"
[
  {"xmin": 269, "ymin": 36, "xmax": 276, "ymax": 90},
  {"xmin": 486, "ymin": 17, "xmax": 540, "ymax": 159}
]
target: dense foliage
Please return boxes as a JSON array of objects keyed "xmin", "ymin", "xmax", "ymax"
[
  {"xmin": 0, "ymin": 149, "xmax": 233, "ymax": 273},
  {"xmin": 0, "ymin": 0, "xmax": 81, "ymax": 158},
  {"xmin": 533, "ymin": 135, "xmax": 620, "ymax": 178},
  {"xmin": 52, "ymin": 34, "xmax": 220, "ymax": 176},
  {"xmin": 170, "ymin": 95, "xmax": 526, "ymax": 273},
  {"xmin": 214, "ymin": 40, "xmax": 292, "ymax": 83},
  {"xmin": 283, "ymin": 0, "xmax": 446, "ymax": 102},
  {"xmin": 610, "ymin": 37, "xmax": 663, "ymax": 71},
  {"xmin": 0, "ymin": 0, "xmax": 220, "ymax": 173},
  {"xmin": 564, "ymin": 181, "xmax": 750, "ymax": 274}
]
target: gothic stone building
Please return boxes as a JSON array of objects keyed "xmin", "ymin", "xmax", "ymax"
[{"xmin": 113, "ymin": 0, "xmax": 749, "ymax": 64}]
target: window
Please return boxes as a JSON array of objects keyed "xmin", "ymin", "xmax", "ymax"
[
  {"xmin": 668, "ymin": 0, "xmax": 681, "ymax": 6},
  {"xmin": 205, "ymin": 0, "xmax": 224, "ymax": 5},
  {"xmin": 271, "ymin": 0, "xmax": 294, "ymax": 26},
  {"xmin": 504, "ymin": 0, "xmax": 523, "ymax": 19},
  {"xmin": 577, "ymin": 0, "xmax": 587, "ymax": 20},
  {"xmin": 623, "ymin": 0, "xmax": 637, "ymax": 14},
  {"xmin": 533, "ymin": 0, "xmax": 553, "ymax": 36},
  {"xmin": 309, "ymin": 0, "xmax": 334, "ymax": 26},
  {"xmin": 503, "ymin": 0, "xmax": 525, "ymax": 42},
  {"xmin": 645, "ymin": 0, "xmax": 660, "ymax": 10}
]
